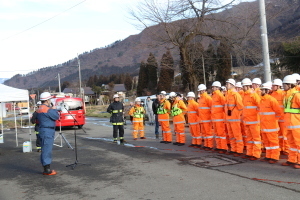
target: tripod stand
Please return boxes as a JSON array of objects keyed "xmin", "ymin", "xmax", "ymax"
[
  {"xmin": 54, "ymin": 119, "xmax": 73, "ymax": 149},
  {"xmin": 65, "ymin": 107, "xmax": 90, "ymax": 170}
]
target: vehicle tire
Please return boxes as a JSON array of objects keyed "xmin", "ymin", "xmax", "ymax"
[{"xmin": 78, "ymin": 125, "xmax": 83, "ymax": 129}]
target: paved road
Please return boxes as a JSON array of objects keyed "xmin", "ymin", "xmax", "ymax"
[{"xmin": 0, "ymin": 117, "xmax": 299, "ymax": 200}]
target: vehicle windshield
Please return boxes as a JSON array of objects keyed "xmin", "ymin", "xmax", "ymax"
[{"xmin": 56, "ymin": 99, "xmax": 83, "ymax": 111}]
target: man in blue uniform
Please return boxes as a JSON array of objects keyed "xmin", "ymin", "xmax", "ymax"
[{"xmin": 37, "ymin": 92, "xmax": 59, "ymax": 175}]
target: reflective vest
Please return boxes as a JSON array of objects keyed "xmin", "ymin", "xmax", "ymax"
[
  {"xmin": 133, "ymin": 106, "xmax": 145, "ymax": 118},
  {"xmin": 157, "ymin": 101, "xmax": 168, "ymax": 114},
  {"xmin": 284, "ymin": 91, "xmax": 300, "ymax": 114},
  {"xmin": 171, "ymin": 103, "xmax": 182, "ymax": 116}
]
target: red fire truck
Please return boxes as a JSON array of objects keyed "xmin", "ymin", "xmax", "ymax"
[{"xmin": 53, "ymin": 97, "xmax": 86, "ymax": 128}]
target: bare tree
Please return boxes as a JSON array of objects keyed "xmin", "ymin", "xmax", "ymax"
[{"xmin": 129, "ymin": 0, "xmax": 296, "ymax": 90}]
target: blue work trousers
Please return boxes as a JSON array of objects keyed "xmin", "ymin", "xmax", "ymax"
[
  {"xmin": 155, "ymin": 114, "xmax": 159, "ymax": 135},
  {"xmin": 39, "ymin": 128, "xmax": 55, "ymax": 166}
]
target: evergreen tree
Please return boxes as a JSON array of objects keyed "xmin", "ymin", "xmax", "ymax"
[
  {"xmin": 157, "ymin": 50, "xmax": 174, "ymax": 92},
  {"xmin": 146, "ymin": 53, "xmax": 158, "ymax": 94},
  {"xmin": 137, "ymin": 61, "xmax": 148, "ymax": 96},
  {"xmin": 215, "ymin": 42, "xmax": 231, "ymax": 84},
  {"xmin": 124, "ymin": 73, "xmax": 133, "ymax": 91}
]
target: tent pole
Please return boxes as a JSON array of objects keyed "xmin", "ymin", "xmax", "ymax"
[
  {"xmin": 13, "ymin": 102, "xmax": 18, "ymax": 147},
  {"xmin": 28, "ymin": 102, "xmax": 32, "ymax": 152},
  {"xmin": 0, "ymin": 102, "xmax": 3, "ymax": 143}
]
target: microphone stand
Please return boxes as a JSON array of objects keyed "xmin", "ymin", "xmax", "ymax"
[
  {"xmin": 65, "ymin": 105, "xmax": 90, "ymax": 170},
  {"xmin": 54, "ymin": 113, "xmax": 73, "ymax": 149}
]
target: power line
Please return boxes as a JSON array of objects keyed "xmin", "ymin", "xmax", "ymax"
[{"xmin": 1, "ymin": 0, "xmax": 87, "ymax": 42}]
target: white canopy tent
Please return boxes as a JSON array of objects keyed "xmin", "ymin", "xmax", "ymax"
[{"xmin": 0, "ymin": 84, "xmax": 31, "ymax": 150}]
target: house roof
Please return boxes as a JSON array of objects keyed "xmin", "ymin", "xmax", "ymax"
[
  {"xmin": 104, "ymin": 84, "xmax": 126, "ymax": 92},
  {"xmin": 62, "ymin": 87, "xmax": 94, "ymax": 95}
]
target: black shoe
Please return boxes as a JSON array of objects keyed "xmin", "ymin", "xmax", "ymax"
[
  {"xmin": 173, "ymin": 142, "xmax": 179, "ymax": 145},
  {"xmin": 155, "ymin": 135, "xmax": 159, "ymax": 139},
  {"xmin": 37, "ymin": 149, "xmax": 42, "ymax": 152},
  {"xmin": 177, "ymin": 143, "xmax": 185, "ymax": 146},
  {"xmin": 164, "ymin": 141, "xmax": 172, "ymax": 144},
  {"xmin": 120, "ymin": 139, "xmax": 124, "ymax": 144},
  {"xmin": 113, "ymin": 140, "xmax": 117, "ymax": 143},
  {"xmin": 160, "ymin": 141, "xmax": 166, "ymax": 143},
  {"xmin": 43, "ymin": 165, "xmax": 57, "ymax": 175}
]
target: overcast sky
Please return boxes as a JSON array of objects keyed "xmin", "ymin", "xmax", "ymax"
[
  {"xmin": 0, "ymin": 0, "xmax": 141, "ymax": 78},
  {"xmin": 0, "ymin": 0, "xmax": 254, "ymax": 79}
]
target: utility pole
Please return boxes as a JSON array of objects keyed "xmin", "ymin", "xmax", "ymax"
[
  {"xmin": 57, "ymin": 73, "xmax": 61, "ymax": 94},
  {"xmin": 231, "ymin": 54, "xmax": 233, "ymax": 78},
  {"xmin": 259, "ymin": 0, "xmax": 271, "ymax": 82},
  {"xmin": 77, "ymin": 54, "xmax": 82, "ymax": 99},
  {"xmin": 202, "ymin": 54, "xmax": 206, "ymax": 85}
]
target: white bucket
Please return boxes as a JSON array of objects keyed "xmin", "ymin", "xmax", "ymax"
[
  {"xmin": 23, "ymin": 141, "xmax": 31, "ymax": 153},
  {"xmin": 0, "ymin": 134, "xmax": 3, "ymax": 143}
]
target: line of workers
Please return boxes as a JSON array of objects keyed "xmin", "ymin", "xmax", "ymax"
[{"xmin": 127, "ymin": 73, "xmax": 300, "ymax": 169}]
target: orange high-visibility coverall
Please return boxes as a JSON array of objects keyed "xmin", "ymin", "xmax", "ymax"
[
  {"xmin": 255, "ymin": 87, "xmax": 261, "ymax": 96},
  {"xmin": 158, "ymin": 98, "xmax": 172, "ymax": 142},
  {"xmin": 243, "ymin": 89, "xmax": 261, "ymax": 158},
  {"xmin": 172, "ymin": 98, "xmax": 187, "ymax": 144},
  {"xmin": 128, "ymin": 105, "xmax": 146, "ymax": 139},
  {"xmin": 238, "ymin": 90, "xmax": 246, "ymax": 145},
  {"xmin": 211, "ymin": 90, "xmax": 227, "ymax": 150},
  {"xmin": 259, "ymin": 94, "xmax": 281, "ymax": 160},
  {"xmin": 198, "ymin": 92, "xmax": 213, "ymax": 148},
  {"xmin": 284, "ymin": 88, "xmax": 300, "ymax": 164},
  {"xmin": 271, "ymin": 89, "xmax": 289, "ymax": 153},
  {"xmin": 225, "ymin": 88, "xmax": 244, "ymax": 153},
  {"xmin": 187, "ymin": 99, "xmax": 201, "ymax": 145}
]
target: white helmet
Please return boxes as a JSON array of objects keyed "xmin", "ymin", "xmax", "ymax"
[
  {"xmin": 272, "ymin": 79, "xmax": 283, "ymax": 87},
  {"xmin": 113, "ymin": 94, "xmax": 119, "ymax": 99},
  {"xmin": 235, "ymin": 82, "xmax": 242, "ymax": 88},
  {"xmin": 187, "ymin": 92, "xmax": 195, "ymax": 98},
  {"xmin": 212, "ymin": 81, "xmax": 221, "ymax": 87},
  {"xmin": 226, "ymin": 78, "xmax": 235, "ymax": 86},
  {"xmin": 135, "ymin": 98, "xmax": 141, "ymax": 102},
  {"xmin": 221, "ymin": 86, "xmax": 227, "ymax": 91},
  {"xmin": 252, "ymin": 78, "xmax": 262, "ymax": 85},
  {"xmin": 198, "ymin": 84, "xmax": 207, "ymax": 91},
  {"xmin": 40, "ymin": 92, "xmax": 53, "ymax": 101},
  {"xmin": 160, "ymin": 91, "xmax": 166, "ymax": 95},
  {"xmin": 37, "ymin": 101, "xmax": 42, "ymax": 105},
  {"xmin": 261, "ymin": 82, "xmax": 272, "ymax": 90},
  {"xmin": 292, "ymin": 73, "xmax": 300, "ymax": 81},
  {"xmin": 241, "ymin": 78, "xmax": 252, "ymax": 86},
  {"xmin": 169, "ymin": 92, "xmax": 176, "ymax": 97},
  {"xmin": 283, "ymin": 75, "xmax": 297, "ymax": 84}
]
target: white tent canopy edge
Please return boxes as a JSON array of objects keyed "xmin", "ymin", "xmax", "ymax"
[{"xmin": 0, "ymin": 84, "xmax": 31, "ymax": 150}]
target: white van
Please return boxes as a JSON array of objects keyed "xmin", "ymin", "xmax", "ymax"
[{"xmin": 136, "ymin": 95, "xmax": 156, "ymax": 110}]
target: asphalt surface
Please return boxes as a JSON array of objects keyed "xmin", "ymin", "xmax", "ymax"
[{"xmin": 0, "ymin": 117, "xmax": 300, "ymax": 200}]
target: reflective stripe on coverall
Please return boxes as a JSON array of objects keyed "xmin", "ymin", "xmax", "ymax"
[
  {"xmin": 284, "ymin": 88, "xmax": 300, "ymax": 164},
  {"xmin": 211, "ymin": 90, "xmax": 227, "ymax": 150},
  {"xmin": 172, "ymin": 98, "xmax": 187, "ymax": 144},
  {"xmin": 129, "ymin": 105, "xmax": 145, "ymax": 139},
  {"xmin": 158, "ymin": 99, "xmax": 172, "ymax": 142},
  {"xmin": 187, "ymin": 99, "xmax": 201, "ymax": 145},
  {"xmin": 225, "ymin": 88, "xmax": 244, "ymax": 153},
  {"xmin": 271, "ymin": 89, "xmax": 289, "ymax": 152},
  {"xmin": 243, "ymin": 89, "xmax": 261, "ymax": 158},
  {"xmin": 198, "ymin": 92, "xmax": 213, "ymax": 148},
  {"xmin": 260, "ymin": 95, "xmax": 281, "ymax": 160}
]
